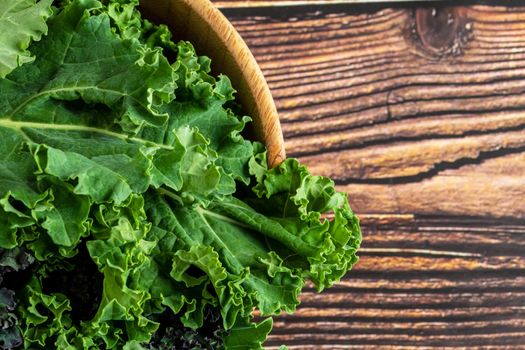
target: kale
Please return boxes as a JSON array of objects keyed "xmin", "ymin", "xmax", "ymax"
[
  {"xmin": 148, "ymin": 307, "xmax": 228, "ymax": 350},
  {"xmin": 0, "ymin": 0, "xmax": 361, "ymax": 348},
  {"xmin": 42, "ymin": 243, "xmax": 104, "ymax": 324},
  {"xmin": 0, "ymin": 248, "xmax": 35, "ymax": 350}
]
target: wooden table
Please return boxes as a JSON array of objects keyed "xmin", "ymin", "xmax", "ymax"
[{"xmin": 214, "ymin": 1, "xmax": 525, "ymax": 348}]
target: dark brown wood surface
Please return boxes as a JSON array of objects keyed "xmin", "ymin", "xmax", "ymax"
[
  {"xmin": 215, "ymin": 2, "xmax": 525, "ymax": 348},
  {"xmin": 214, "ymin": 0, "xmax": 406, "ymax": 8}
]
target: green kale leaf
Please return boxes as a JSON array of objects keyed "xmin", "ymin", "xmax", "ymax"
[
  {"xmin": 0, "ymin": 1, "xmax": 361, "ymax": 349},
  {"xmin": 0, "ymin": 0, "xmax": 53, "ymax": 78}
]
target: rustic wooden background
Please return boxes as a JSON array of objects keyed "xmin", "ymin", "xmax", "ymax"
[{"xmin": 212, "ymin": 1, "xmax": 525, "ymax": 348}]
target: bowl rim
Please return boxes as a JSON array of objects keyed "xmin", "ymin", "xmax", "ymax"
[{"xmin": 140, "ymin": 0, "xmax": 286, "ymax": 168}]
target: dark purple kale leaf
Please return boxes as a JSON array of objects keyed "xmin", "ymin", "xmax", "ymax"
[
  {"xmin": 148, "ymin": 307, "xmax": 228, "ymax": 350},
  {"xmin": 0, "ymin": 248, "xmax": 35, "ymax": 350}
]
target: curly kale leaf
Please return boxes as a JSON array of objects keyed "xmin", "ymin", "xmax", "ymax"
[
  {"xmin": 0, "ymin": 248, "xmax": 35, "ymax": 350},
  {"xmin": 147, "ymin": 307, "xmax": 228, "ymax": 350},
  {"xmin": 0, "ymin": 0, "xmax": 361, "ymax": 349},
  {"xmin": 0, "ymin": 288, "xmax": 22, "ymax": 350},
  {"xmin": 0, "ymin": 0, "xmax": 53, "ymax": 78}
]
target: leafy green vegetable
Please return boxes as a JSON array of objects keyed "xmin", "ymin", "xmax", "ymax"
[
  {"xmin": 147, "ymin": 306, "xmax": 228, "ymax": 350},
  {"xmin": 0, "ymin": 0, "xmax": 361, "ymax": 349},
  {"xmin": 0, "ymin": 0, "xmax": 53, "ymax": 78}
]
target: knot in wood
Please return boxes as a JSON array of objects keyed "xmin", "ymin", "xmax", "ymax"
[{"xmin": 409, "ymin": 7, "xmax": 472, "ymax": 59}]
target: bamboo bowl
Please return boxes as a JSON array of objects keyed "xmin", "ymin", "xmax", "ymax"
[{"xmin": 140, "ymin": 0, "xmax": 286, "ymax": 168}]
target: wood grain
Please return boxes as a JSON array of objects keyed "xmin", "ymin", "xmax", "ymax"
[
  {"xmin": 266, "ymin": 215, "xmax": 525, "ymax": 348},
  {"xmin": 214, "ymin": 2, "xmax": 525, "ymax": 349},
  {"xmin": 214, "ymin": 0, "xmax": 418, "ymax": 8},
  {"xmin": 223, "ymin": 4, "xmax": 525, "ymax": 218}
]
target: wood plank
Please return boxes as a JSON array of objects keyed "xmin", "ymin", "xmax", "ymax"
[
  {"xmin": 341, "ymin": 152, "xmax": 525, "ymax": 217},
  {"xmin": 222, "ymin": 5, "xmax": 525, "ymax": 218},
  {"xmin": 214, "ymin": 0, "xmax": 427, "ymax": 9},
  {"xmin": 271, "ymin": 348, "xmax": 523, "ymax": 350},
  {"xmin": 266, "ymin": 216, "xmax": 525, "ymax": 347},
  {"xmin": 265, "ymin": 333, "xmax": 525, "ymax": 347}
]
